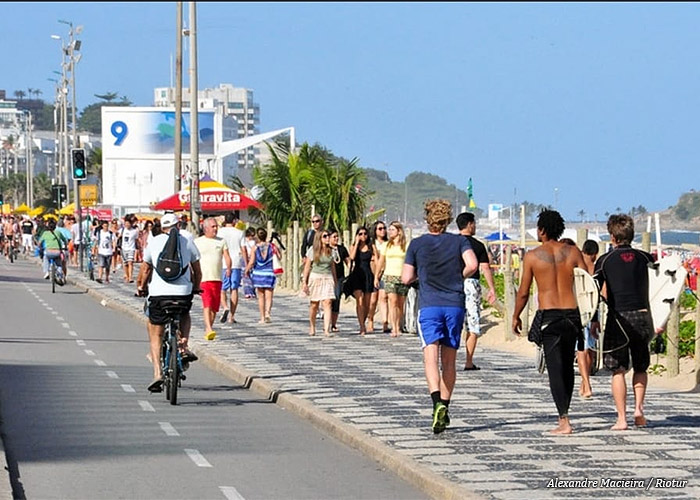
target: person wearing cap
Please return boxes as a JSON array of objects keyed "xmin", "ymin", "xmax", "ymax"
[{"xmin": 136, "ymin": 212, "xmax": 202, "ymax": 393}]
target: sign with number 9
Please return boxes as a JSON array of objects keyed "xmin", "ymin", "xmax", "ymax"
[{"xmin": 111, "ymin": 121, "xmax": 128, "ymax": 146}]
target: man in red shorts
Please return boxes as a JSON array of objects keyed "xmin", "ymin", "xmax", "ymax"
[{"xmin": 194, "ymin": 217, "xmax": 232, "ymax": 340}]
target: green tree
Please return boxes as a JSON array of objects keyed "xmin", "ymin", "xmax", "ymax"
[
  {"xmin": 252, "ymin": 142, "xmax": 315, "ymax": 231},
  {"xmin": 79, "ymin": 93, "xmax": 133, "ymax": 134},
  {"xmin": 312, "ymin": 156, "xmax": 371, "ymax": 232},
  {"xmin": 32, "ymin": 173, "xmax": 53, "ymax": 207},
  {"xmin": 87, "ymin": 147, "xmax": 103, "ymax": 200},
  {"xmin": 0, "ymin": 173, "xmax": 26, "ymax": 206}
]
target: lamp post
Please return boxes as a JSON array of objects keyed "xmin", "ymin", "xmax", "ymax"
[
  {"xmin": 187, "ymin": 1, "xmax": 201, "ymax": 232},
  {"xmin": 47, "ymin": 77, "xmax": 61, "ymax": 185}
]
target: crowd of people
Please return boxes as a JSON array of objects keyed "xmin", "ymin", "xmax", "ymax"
[{"xmin": 4, "ymin": 202, "xmax": 695, "ymax": 436}]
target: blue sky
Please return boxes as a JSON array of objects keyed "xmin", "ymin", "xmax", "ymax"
[{"xmin": 3, "ymin": 2, "xmax": 700, "ymax": 221}]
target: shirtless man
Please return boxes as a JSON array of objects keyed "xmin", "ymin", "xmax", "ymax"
[{"xmin": 512, "ymin": 210, "xmax": 587, "ymax": 435}]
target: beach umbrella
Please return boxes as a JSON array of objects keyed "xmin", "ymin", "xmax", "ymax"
[
  {"xmin": 150, "ymin": 174, "xmax": 261, "ymax": 212},
  {"xmin": 484, "ymin": 231, "xmax": 511, "ymax": 241},
  {"xmin": 14, "ymin": 203, "xmax": 30, "ymax": 214}
]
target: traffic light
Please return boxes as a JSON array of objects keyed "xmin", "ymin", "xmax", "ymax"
[
  {"xmin": 0, "ymin": 193, "xmax": 3, "ymax": 206},
  {"xmin": 52, "ymin": 184, "xmax": 67, "ymax": 207},
  {"xmin": 71, "ymin": 148, "xmax": 87, "ymax": 180}
]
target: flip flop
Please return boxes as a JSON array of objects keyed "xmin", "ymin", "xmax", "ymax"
[
  {"xmin": 147, "ymin": 378, "xmax": 163, "ymax": 393},
  {"xmin": 464, "ymin": 365, "xmax": 481, "ymax": 371},
  {"xmin": 220, "ymin": 310, "xmax": 229, "ymax": 323}
]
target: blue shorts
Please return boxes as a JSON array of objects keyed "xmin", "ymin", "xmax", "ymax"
[
  {"xmin": 221, "ymin": 268, "xmax": 242, "ymax": 291},
  {"xmin": 417, "ymin": 306, "xmax": 466, "ymax": 350}
]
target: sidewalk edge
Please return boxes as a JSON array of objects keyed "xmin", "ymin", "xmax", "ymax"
[{"xmin": 66, "ymin": 273, "xmax": 483, "ymax": 500}]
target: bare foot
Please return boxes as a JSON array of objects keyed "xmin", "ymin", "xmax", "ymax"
[
  {"xmin": 309, "ymin": 331, "xmax": 316, "ymax": 336},
  {"xmin": 359, "ymin": 330, "xmax": 366, "ymax": 336},
  {"xmin": 549, "ymin": 422, "xmax": 573, "ymax": 435},
  {"xmin": 579, "ymin": 388, "xmax": 592, "ymax": 399},
  {"xmin": 611, "ymin": 421, "xmax": 628, "ymax": 431},
  {"xmin": 367, "ymin": 321, "xmax": 374, "ymax": 333}
]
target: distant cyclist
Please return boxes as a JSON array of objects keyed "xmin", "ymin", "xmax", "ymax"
[
  {"xmin": 136, "ymin": 213, "xmax": 202, "ymax": 393},
  {"xmin": 39, "ymin": 219, "xmax": 68, "ymax": 284}
]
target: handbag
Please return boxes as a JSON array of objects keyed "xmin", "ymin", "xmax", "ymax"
[{"xmin": 272, "ymin": 252, "xmax": 284, "ymax": 275}]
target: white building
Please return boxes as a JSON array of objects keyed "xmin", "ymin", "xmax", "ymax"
[{"xmin": 153, "ymin": 83, "xmax": 260, "ymax": 170}]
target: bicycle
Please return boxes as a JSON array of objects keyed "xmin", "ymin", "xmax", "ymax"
[
  {"xmin": 46, "ymin": 251, "xmax": 65, "ymax": 294},
  {"xmin": 158, "ymin": 299, "xmax": 191, "ymax": 405}
]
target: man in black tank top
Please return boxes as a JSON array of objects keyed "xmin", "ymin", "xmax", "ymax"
[{"xmin": 593, "ymin": 214, "xmax": 656, "ymax": 430}]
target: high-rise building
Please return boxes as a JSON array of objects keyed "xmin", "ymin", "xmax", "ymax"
[{"xmin": 153, "ymin": 83, "xmax": 260, "ymax": 171}]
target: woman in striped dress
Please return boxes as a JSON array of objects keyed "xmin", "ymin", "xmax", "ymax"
[{"xmin": 244, "ymin": 227, "xmax": 281, "ymax": 324}]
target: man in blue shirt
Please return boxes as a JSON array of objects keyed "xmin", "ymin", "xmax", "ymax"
[{"xmin": 402, "ymin": 199, "xmax": 478, "ymax": 434}]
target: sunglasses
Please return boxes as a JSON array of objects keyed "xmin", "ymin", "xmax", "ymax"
[
  {"xmin": 321, "ymin": 234, "xmax": 330, "ymax": 238},
  {"xmin": 312, "ymin": 219, "xmax": 321, "ymax": 223},
  {"xmin": 358, "ymin": 232, "xmax": 367, "ymax": 236},
  {"xmin": 377, "ymin": 227, "xmax": 386, "ymax": 230}
]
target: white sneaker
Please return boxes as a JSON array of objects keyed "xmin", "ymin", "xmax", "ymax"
[{"xmin": 44, "ymin": 273, "xmax": 50, "ymax": 279}]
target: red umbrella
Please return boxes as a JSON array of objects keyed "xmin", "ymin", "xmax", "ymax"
[{"xmin": 151, "ymin": 175, "xmax": 261, "ymax": 212}]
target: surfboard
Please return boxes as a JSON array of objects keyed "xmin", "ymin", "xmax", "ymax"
[
  {"xmin": 573, "ymin": 268, "xmax": 599, "ymax": 326},
  {"xmin": 648, "ymin": 254, "xmax": 688, "ymax": 332}
]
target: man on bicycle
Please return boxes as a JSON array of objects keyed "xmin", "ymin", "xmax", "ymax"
[
  {"xmin": 3, "ymin": 215, "xmax": 18, "ymax": 258},
  {"xmin": 136, "ymin": 213, "xmax": 202, "ymax": 393},
  {"xmin": 39, "ymin": 219, "xmax": 68, "ymax": 283}
]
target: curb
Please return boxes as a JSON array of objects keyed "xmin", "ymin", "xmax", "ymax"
[
  {"xmin": 0, "ymin": 410, "xmax": 12, "ymax": 500},
  {"xmin": 63, "ymin": 271, "xmax": 482, "ymax": 500}
]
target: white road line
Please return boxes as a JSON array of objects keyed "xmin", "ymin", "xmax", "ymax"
[
  {"xmin": 84, "ymin": 349, "xmax": 96, "ymax": 356},
  {"xmin": 94, "ymin": 359, "xmax": 107, "ymax": 367},
  {"xmin": 158, "ymin": 422, "xmax": 180, "ymax": 436},
  {"xmin": 69, "ymin": 331, "xmax": 78, "ymax": 337},
  {"xmin": 121, "ymin": 384, "xmax": 136, "ymax": 393},
  {"xmin": 138, "ymin": 400, "xmax": 155, "ymax": 412},
  {"xmin": 184, "ymin": 449, "xmax": 212, "ymax": 468},
  {"xmin": 46, "ymin": 307, "xmax": 53, "ymax": 311},
  {"xmin": 61, "ymin": 322, "xmax": 70, "ymax": 329},
  {"xmin": 51, "ymin": 312, "xmax": 59, "ymax": 316},
  {"xmin": 56, "ymin": 315, "xmax": 64, "ymax": 320},
  {"xmin": 106, "ymin": 371, "xmax": 119, "ymax": 379},
  {"xmin": 219, "ymin": 486, "xmax": 246, "ymax": 500},
  {"xmin": 76, "ymin": 340, "xmax": 86, "ymax": 346}
]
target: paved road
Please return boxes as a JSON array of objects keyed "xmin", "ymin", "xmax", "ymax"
[
  {"xmin": 4, "ymin": 255, "xmax": 700, "ymax": 500},
  {"xmin": 0, "ymin": 258, "xmax": 427, "ymax": 500}
]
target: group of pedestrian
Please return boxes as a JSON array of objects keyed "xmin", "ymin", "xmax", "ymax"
[{"xmin": 512, "ymin": 211, "xmax": 660, "ymax": 435}]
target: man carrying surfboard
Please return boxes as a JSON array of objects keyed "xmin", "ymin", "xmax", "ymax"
[
  {"xmin": 512, "ymin": 210, "xmax": 588, "ymax": 435},
  {"xmin": 593, "ymin": 214, "xmax": 656, "ymax": 430}
]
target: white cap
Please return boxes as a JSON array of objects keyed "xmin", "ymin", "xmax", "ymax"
[{"xmin": 161, "ymin": 213, "xmax": 179, "ymax": 229}]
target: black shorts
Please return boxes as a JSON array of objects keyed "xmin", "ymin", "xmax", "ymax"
[
  {"xmin": 145, "ymin": 295, "xmax": 194, "ymax": 326},
  {"xmin": 603, "ymin": 309, "xmax": 655, "ymax": 373}
]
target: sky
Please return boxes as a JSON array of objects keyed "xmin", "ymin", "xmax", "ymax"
[{"xmin": 3, "ymin": 2, "xmax": 700, "ymax": 221}]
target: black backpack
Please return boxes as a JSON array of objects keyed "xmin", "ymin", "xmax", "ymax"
[{"xmin": 155, "ymin": 228, "xmax": 187, "ymax": 282}]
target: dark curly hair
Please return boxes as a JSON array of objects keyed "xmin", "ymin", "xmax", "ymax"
[{"xmin": 537, "ymin": 210, "xmax": 565, "ymax": 240}]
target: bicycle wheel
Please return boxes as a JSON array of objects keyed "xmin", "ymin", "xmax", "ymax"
[
  {"xmin": 161, "ymin": 327, "xmax": 171, "ymax": 401},
  {"xmin": 51, "ymin": 262, "xmax": 56, "ymax": 294},
  {"xmin": 9, "ymin": 246, "xmax": 13, "ymax": 263},
  {"xmin": 168, "ymin": 330, "xmax": 179, "ymax": 405}
]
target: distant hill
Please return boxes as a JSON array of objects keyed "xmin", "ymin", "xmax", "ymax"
[
  {"xmin": 657, "ymin": 190, "xmax": 700, "ymax": 231},
  {"xmin": 362, "ymin": 168, "xmax": 481, "ymax": 224}
]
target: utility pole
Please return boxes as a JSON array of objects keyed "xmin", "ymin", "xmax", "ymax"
[
  {"xmin": 188, "ymin": 1, "xmax": 200, "ymax": 233},
  {"xmin": 175, "ymin": 2, "xmax": 183, "ymax": 191}
]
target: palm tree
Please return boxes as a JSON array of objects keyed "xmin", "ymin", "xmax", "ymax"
[
  {"xmin": 578, "ymin": 209, "xmax": 585, "ymax": 222},
  {"xmin": 313, "ymin": 157, "xmax": 370, "ymax": 232},
  {"xmin": 32, "ymin": 173, "xmax": 53, "ymax": 206},
  {"xmin": 87, "ymin": 147, "xmax": 103, "ymax": 201},
  {"xmin": 252, "ymin": 142, "xmax": 315, "ymax": 231},
  {"xmin": 13, "ymin": 90, "xmax": 26, "ymax": 101}
]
